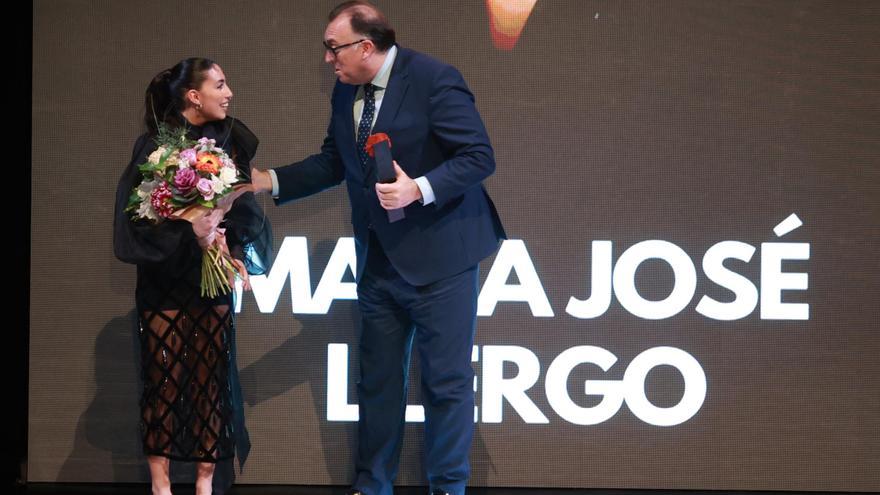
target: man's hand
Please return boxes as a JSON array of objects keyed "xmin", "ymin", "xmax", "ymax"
[
  {"xmin": 251, "ymin": 168, "xmax": 273, "ymax": 194},
  {"xmin": 375, "ymin": 161, "xmax": 421, "ymax": 210}
]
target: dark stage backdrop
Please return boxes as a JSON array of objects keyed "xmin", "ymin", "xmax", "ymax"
[{"xmin": 31, "ymin": 0, "xmax": 880, "ymax": 491}]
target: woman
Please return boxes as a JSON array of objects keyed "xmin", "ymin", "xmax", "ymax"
[{"xmin": 113, "ymin": 58, "xmax": 272, "ymax": 495}]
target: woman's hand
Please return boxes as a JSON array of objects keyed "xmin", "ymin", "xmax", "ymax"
[
  {"xmin": 191, "ymin": 209, "xmax": 223, "ymax": 248},
  {"xmin": 230, "ymin": 258, "xmax": 251, "ymax": 291}
]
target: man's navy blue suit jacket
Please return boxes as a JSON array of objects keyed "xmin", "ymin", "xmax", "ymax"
[{"xmin": 275, "ymin": 46, "xmax": 506, "ymax": 286}]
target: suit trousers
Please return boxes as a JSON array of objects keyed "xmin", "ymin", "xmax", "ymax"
[{"xmin": 353, "ymin": 232, "xmax": 478, "ymax": 495}]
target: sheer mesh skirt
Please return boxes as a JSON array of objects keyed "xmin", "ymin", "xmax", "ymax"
[{"xmin": 137, "ymin": 302, "xmax": 236, "ymax": 462}]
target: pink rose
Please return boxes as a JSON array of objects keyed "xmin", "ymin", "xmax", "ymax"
[
  {"xmin": 197, "ymin": 178, "xmax": 215, "ymax": 201},
  {"xmin": 179, "ymin": 148, "xmax": 197, "ymax": 166},
  {"xmin": 174, "ymin": 167, "xmax": 198, "ymax": 193}
]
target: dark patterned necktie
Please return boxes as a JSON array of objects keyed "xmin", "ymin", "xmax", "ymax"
[{"xmin": 356, "ymin": 83, "xmax": 376, "ymax": 169}]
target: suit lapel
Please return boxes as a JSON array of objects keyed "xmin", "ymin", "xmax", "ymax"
[
  {"xmin": 345, "ymin": 48, "xmax": 409, "ymax": 180},
  {"xmin": 343, "ymin": 84, "xmax": 357, "ymax": 139},
  {"xmin": 365, "ymin": 52, "xmax": 408, "ymax": 179},
  {"xmin": 338, "ymin": 83, "xmax": 360, "ymax": 174},
  {"xmin": 372, "ymin": 49, "xmax": 409, "ymax": 141}
]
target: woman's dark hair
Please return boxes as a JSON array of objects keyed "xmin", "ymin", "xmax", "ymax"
[
  {"xmin": 328, "ymin": 1, "xmax": 396, "ymax": 52},
  {"xmin": 143, "ymin": 57, "xmax": 216, "ymax": 134}
]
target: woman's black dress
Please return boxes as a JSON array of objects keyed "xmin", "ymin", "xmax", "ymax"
[{"xmin": 113, "ymin": 117, "xmax": 272, "ymax": 465}]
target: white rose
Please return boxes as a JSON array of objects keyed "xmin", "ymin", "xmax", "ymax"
[
  {"xmin": 219, "ymin": 166, "xmax": 238, "ymax": 186},
  {"xmin": 211, "ymin": 176, "xmax": 226, "ymax": 194},
  {"xmin": 165, "ymin": 151, "xmax": 180, "ymax": 166},
  {"xmin": 147, "ymin": 147, "xmax": 166, "ymax": 165}
]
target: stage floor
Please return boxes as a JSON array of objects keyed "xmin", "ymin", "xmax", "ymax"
[{"xmin": 16, "ymin": 485, "xmax": 862, "ymax": 495}]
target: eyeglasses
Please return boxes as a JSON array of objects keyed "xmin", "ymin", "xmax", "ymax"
[{"xmin": 323, "ymin": 39, "xmax": 367, "ymax": 57}]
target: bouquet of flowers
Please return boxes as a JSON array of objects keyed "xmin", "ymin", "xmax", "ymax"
[{"xmin": 125, "ymin": 123, "xmax": 251, "ymax": 297}]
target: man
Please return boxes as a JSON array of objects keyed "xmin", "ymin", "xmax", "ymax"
[{"xmin": 252, "ymin": 2, "xmax": 505, "ymax": 494}]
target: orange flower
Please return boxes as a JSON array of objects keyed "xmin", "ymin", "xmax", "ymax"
[{"xmin": 195, "ymin": 152, "xmax": 221, "ymax": 174}]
